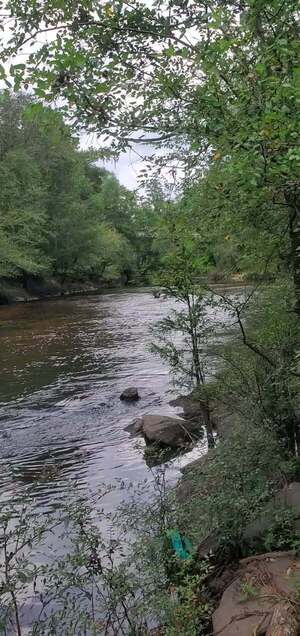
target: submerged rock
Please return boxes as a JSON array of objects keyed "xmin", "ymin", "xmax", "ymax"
[
  {"xmin": 120, "ymin": 387, "xmax": 140, "ymax": 402},
  {"xmin": 143, "ymin": 443, "xmax": 181, "ymax": 468}
]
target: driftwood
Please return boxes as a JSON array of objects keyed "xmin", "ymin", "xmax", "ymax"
[{"xmin": 266, "ymin": 603, "xmax": 298, "ymax": 636}]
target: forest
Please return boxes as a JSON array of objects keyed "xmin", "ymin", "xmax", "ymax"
[
  {"xmin": 0, "ymin": 87, "xmax": 288, "ymax": 303},
  {"xmin": 0, "ymin": 0, "xmax": 300, "ymax": 635},
  {"xmin": 0, "ymin": 93, "xmax": 162, "ymax": 299}
]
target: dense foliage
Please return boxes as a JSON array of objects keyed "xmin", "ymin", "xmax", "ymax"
[
  {"xmin": 0, "ymin": 93, "xmax": 160, "ymax": 288},
  {"xmin": 1, "ymin": 0, "xmax": 299, "ymax": 291},
  {"xmin": 0, "ymin": 479, "xmax": 214, "ymax": 636}
]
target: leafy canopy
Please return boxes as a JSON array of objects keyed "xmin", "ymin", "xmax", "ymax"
[{"xmin": 0, "ymin": 92, "xmax": 154, "ymax": 283}]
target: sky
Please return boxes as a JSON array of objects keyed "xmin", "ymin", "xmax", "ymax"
[
  {"xmin": 97, "ymin": 145, "xmax": 150, "ymax": 191},
  {"xmin": 81, "ymin": 129, "xmax": 168, "ymax": 191},
  {"xmin": 80, "ymin": 130, "xmax": 154, "ymax": 191},
  {"xmin": 99, "ymin": 153, "xmax": 139, "ymax": 190}
]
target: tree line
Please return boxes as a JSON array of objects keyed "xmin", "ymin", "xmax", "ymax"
[
  {"xmin": 1, "ymin": 0, "xmax": 298, "ymax": 296},
  {"xmin": 0, "ymin": 93, "xmax": 163, "ymax": 289}
]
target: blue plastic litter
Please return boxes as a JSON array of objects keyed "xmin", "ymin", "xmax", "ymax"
[{"xmin": 167, "ymin": 529, "xmax": 193, "ymax": 560}]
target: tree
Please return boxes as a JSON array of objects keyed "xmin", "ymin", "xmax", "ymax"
[
  {"xmin": 211, "ymin": 281, "xmax": 300, "ymax": 456},
  {"xmin": 2, "ymin": 1, "xmax": 299, "ymax": 302},
  {"xmin": 179, "ymin": 161, "xmax": 289, "ymax": 281},
  {"xmin": 152, "ymin": 212, "xmax": 215, "ymax": 448},
  {"xmin": 0, "ymin": 95, "xmax": 49, "ymax": 277}
]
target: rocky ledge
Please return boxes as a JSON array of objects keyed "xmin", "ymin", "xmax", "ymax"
[
  {"xmin": 0, "ymin": 275, "xmax": 126, "ymax": 305},
  {"xmin": 212, "ymin": 550, "xmax": 299, "ymax": 635}
]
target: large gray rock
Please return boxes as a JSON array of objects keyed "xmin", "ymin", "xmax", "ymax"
[
  {"xmin": 120, "ymin": 387, "xmax": 140, "ymax": 402},
  {"xmin": 170, "ymin": 393, "xmax": 238, "ymax": 438},
  {"xmin": 124, "ymin": 418, "xmax": 143, "ymax": 436},
  {"xmin": 141, "ymin": 414, "xmax": 201, "ymax": 448},
  {"xmin": 194, "ymin": 482, "xmax": 300, "ymax": 559}
]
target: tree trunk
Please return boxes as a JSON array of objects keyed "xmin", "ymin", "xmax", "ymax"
[
  {"xmin": 266, "ymin": 603, "xmax": 298, "ymax": 636},
  {"xmin": 285, "ymin": 186, "xmax": 300, "ymax": 315},
  {"xmin": 21, "ymin": 269, "xmax": 29, "ymax": 290},
  {"xmin": 202, "ymin": 401, "xmax": 215, "ymax": 449}
]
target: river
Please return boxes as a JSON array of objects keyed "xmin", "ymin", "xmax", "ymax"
[
  {"xmin": 0, "ymin": 288, "xmax": 217, "ymax": 510},
  {"xmin": 0, "ymin": 287, "xmax": 242, "ymax": 634}
]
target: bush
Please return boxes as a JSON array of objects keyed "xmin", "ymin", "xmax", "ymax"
[
  {"xmin": 212, "ymin": 280, "xmax": 300, "ymax": 455},
  {"xmin": 0, "ymin": 476, "xmax": 212, "ymax": 636},
  {"xmin": 177, "ymin": 421, "xmax": 286, "ymax": 552}
]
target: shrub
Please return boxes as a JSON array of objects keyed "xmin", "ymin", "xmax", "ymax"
[
  {"xmin": 0, "ymin": 477, "xmax": 212, "ymax": 635},
  {"xmin": 177, "ymin": 422, "xmax": 286, "ymax": 552},
  {"xmin": 212, "ymin": 280, "xmax": 300, "ymax": 455}
]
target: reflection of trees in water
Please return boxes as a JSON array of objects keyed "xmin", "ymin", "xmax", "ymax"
[{"xmin": 0, "ymin": 298, "xmax": 115, "ymax": 403}]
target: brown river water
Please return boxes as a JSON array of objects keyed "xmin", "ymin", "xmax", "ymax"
[{"xmin": 0, "ymin": 288, "xmax": 217, "ymax": 510}]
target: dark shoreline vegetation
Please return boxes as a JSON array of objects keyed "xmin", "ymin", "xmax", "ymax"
[
  {"xmin": 1, "ymin": 0, "xmax": 300, "ymax": 634},
  {"xmin": 0, "ymin": 275, "xmax": 252, "ymax": 305},
  {"xmin": 0, "ymin": 275, "xmax": 124, "ymax": 304}
]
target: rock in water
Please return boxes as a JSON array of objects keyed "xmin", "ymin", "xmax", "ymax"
[
  {"xmin": 141, "ymin": 414, "xmax": 201, "ymax": 448},
  {"xmin": 124, "ymin": 418, "xmax": 143, "ymax": 436},
  {"xmin": 120, "ymin": 387, "xmax": 140, "ymax": 402}
]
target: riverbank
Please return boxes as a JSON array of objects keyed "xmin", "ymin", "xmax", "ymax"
[
  {"xmin": 0, "ymin": 273, "xmax": 257, "ymax": 306},
  {"xmin": 169, "ymin": 392, "xmax": 300, "ymax": 635},
  {"xmin": 0, "ymin": 275, "xmax": 128, "ymax": 305}
]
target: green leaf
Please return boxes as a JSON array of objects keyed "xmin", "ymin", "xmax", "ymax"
[
  {"xmin": 256, "ymin": 63, "xmax": 265, "ymax": 75},
  {"xmin": 23, "ymin": 102, "xmax": 45, "ymax": 120},
  {"xmin": 164, "ymin": 46, "xmax": 175, "ymax": 58},
  {"xmin": 95, "ymin": 82, "xmax": 109, "ymax": 93},
  {"xmin": 179, "ymin": 47, "xmax": 190, "ymax": 59}
]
